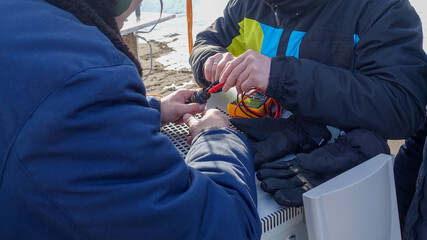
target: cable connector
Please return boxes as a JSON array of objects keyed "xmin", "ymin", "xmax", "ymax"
[
  {"xmin": 185, "ymin": 88, "xmax": 211, "ymax": 104},
  {"xmin": 185, "ymin": 80, "xmax": 223, "ymax": 104}
]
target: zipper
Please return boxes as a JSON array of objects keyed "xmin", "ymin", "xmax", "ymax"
[
  {"xmin": 272, "ymin": 4, "xmax": 280, "ymax": 26},
  {"xmin": 263, "ymin": 1, "xmax": 281, "ymax": 26},
  {"xmin": 268, "ymin": 4, "xmax": 298, "ymax": 27},
  {"xmin": 272, "ymin": 4, "xmax": 281, "ymax": 26}
]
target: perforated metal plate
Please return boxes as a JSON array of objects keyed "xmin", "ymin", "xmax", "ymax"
[
  {"xmin": 160, "ymin": 122, "xmax": 192, "ymax": 158},
  {"xmin": 160, "ymin": 109, "xmax": 233, "ymax": 158}
]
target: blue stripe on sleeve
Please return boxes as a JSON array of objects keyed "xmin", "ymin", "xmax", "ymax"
[
  {"xmin": 260, "ymin": 23, "xmax": 283, "ymax": 58},
  {"xmin": 286, "ymin": 31, "xmax": 306, "ymax": 59}
]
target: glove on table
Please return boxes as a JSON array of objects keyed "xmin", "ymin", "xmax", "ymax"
[
  {"xmin": 257, "ymin": 128, "xmax": 390, "ymax": 207},
  {"xmin": 230, "ymin": 117, "xmax": 331, "ymax": 170}
]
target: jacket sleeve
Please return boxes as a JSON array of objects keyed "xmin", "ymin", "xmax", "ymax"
[
  {"xmin": 14, "ymin": 64, "xmax": 261, "ymax": 240},
  {"xmin": 146, "ymin": 95, "xmax": 161, "ymax": 112},
  {"xmin": 189, "ymin": 0, "xmax": 244, "ymax": 88},
  {"xmin": 267, "ymin": 0, "xmax": 427, "ymax": 139}
]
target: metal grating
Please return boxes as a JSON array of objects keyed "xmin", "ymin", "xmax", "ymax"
[
  {"xmin": 160, "ymin": 122, "xmax": 191, "ymax": 158},
  {"xmin": 160, "ymin": 109, "xmax": 233, "ymax": 158}
]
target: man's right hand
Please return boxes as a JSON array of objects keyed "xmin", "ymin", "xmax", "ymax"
[
  {"xmin": 219, "ymin": 50, "xmax": 271, "ymax": 93},
  {"xmin": 183, "ymin": 109, "xmax": 230, "ymax": 144},
  {"xmin": 204, "ymin": 52, "xmax": 235, "ymax": 83},
  {"xmin": 204, "ymin": 50, "xmax": 271, "ymax": 94}
]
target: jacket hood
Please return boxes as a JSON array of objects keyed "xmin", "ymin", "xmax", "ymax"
[{"xmin": 263, "ymin": 0, "xmax": 329, "ymax": 13}]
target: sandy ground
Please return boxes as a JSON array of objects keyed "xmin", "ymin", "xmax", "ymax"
[
  {"xmin": 136, "ymin": 40, "xmax": 405, "ymax": 155},
  {"xmin": 138, "ymin": 39, "xmax": 197, "ymax": 96}
]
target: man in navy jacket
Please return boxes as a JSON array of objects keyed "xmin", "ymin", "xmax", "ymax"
[
  {"xmin": 0, "ymin": 0, "xmax": 262, "ymax": 239},
  {"xmin": 190, "ymin": 0, "xmax": 427, "ymax": 237},
  {"xmin": 190, "ymin": 0, "xmax": 427, "ymax": 139}
]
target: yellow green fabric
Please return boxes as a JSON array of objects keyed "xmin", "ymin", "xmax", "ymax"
[{"xmin": 226, "ymin": 18, "xmax": 264, "ymax": 57}]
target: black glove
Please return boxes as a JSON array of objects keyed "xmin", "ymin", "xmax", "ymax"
[
  {"xmin": 230, "ymin": 117, "xmax": 331, "ymax": 170},
  {"xmin": 257, "ymin": 128, "xmax": 390, "ymax": 207}
]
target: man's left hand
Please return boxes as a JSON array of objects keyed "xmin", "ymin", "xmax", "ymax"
[{"xmin": 160, "ymin": 89, "xmax": 206, "ymax": 125}]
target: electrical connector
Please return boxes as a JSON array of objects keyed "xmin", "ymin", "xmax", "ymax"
[{"xmin": 185, "ymin": 80, "xmax": 223, "ymax": 104}]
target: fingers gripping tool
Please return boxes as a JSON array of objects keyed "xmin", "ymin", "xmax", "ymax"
[{"xmin": 185, "ymin": 80, "xmax": 224, "ymax": 104}]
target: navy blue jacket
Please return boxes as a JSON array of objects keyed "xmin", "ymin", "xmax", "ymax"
[
  {"xmin": 190, "ymin": 0, "xmax": 427, "ymax": 139},
  {"xmin": 394, "ymin": 120, "xmax": 427, "ymax": 240},
  {"xmin": 0, "ymin": 0, "xmax": 262, "ymax": 239}
]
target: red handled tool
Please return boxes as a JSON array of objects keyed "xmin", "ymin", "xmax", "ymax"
[
  {"xmin": 186, "ymin": 80, "xmax": 223, "ymax": 104},
  {"xmin": 208, "ymin": 81, "xmax": 224, "ymax": 94}
]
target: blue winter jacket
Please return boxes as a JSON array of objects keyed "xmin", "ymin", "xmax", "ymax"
[
  {"xmin": 190, "ymin": 0, "xmax": 427, "ymax": 139},
  {"xmin": 0, "ymin": 0, "xmax": 262, "ymax": 239}
]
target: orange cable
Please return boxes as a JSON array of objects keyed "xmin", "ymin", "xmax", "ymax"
[{"xmin": 186, "ymin": 0, "xmax": 193, "ymax": 55}]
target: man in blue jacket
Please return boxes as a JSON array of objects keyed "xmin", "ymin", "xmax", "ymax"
[{"xmin": 0, "ymin": 0, "xmax": 262, "ymax": 239}]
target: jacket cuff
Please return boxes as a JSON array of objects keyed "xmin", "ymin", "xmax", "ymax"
[
  {"xmin": 191, "ymin": 127, "xmax": 246, "ymax": 146},
  {"xmin": 147, "ymin": 96, "xmax": 162, "ymax": 113},
  {"xmin": 266, "ymin": 56, "xmax": 287, "ymax": 98}
]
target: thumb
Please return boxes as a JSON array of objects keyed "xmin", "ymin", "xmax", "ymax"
[
  {"xmin": 187, "ymin": 136, "xmax": 194, "ymax": 145},
  {"xmin": 183, "ymin": 113, "xmax": 198, "ymax": 127},
  {"xmin": 187, "ymin": 103, "xmax": 206, "ymax": 114}
]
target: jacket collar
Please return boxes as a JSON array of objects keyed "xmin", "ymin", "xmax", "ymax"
[{"xmin": 263, "ymin": 0, "xmax": 328, "ymax": 13}]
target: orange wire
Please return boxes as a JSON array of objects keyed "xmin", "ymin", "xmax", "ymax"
[
  {"xmin": 147, "ymin": 94, "xmax": 163, "ymax": 98},
  {"xmin": 186, "ymin": 0, "xmax": 193, "ymax": 55}
]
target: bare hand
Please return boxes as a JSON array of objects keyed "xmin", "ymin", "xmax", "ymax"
[
  {"xmin": 219, "ymin": 50, "xmax": 271, "ymax": 93},
  {"xmin": 160, "ymin": 89, "xmax": 206, "ymax": 125},
  {"xmin": 204, "ymin": 52, "xmax": 235, "ymax": 83},
  {"xmin": 183, "ymin": 109, "xmax": 230, "ymax": 144}
]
